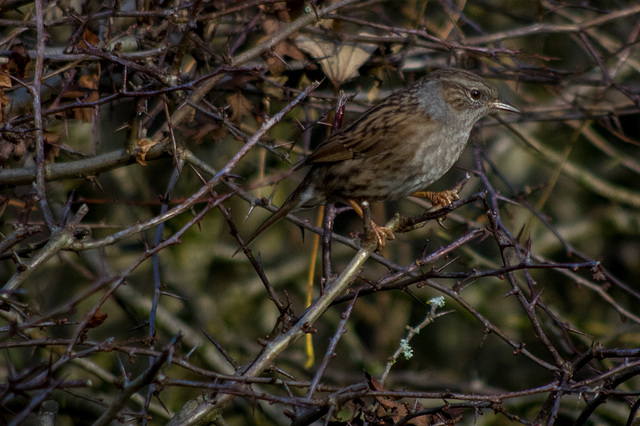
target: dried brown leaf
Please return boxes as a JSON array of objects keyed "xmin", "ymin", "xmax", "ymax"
[
  {"xmin": 45, "ymin": 132, "xmax": 61, "ymax": 162},
  {"xmin": 592, "ymin": 263, "xmax": 606, "ymax": 281},
  {"xmin": 73, "ymin": 73, "xmax": 100, "ymax": 122},
  {"xmin": 0, "ymin": 88, "xmax": 9, "ymax": 123},
  {"xmin": 296, "ymin": 34, "xmax": 376, "ymax": 86},
  {"xmin": 180, "ymin": 121, "xmax": 228, "ymax": 144},
  {"xmin": 135, "ymin": 138, "xmax": 159, "ymax": 166},
  {"xmin": 80, "ymin": 28, "xmax": 100, "ymax": 48},
  {"xmin": 260, "ymin": 18, "xmax": 306, "ymax": 75},
  {"xmin": 0, "ymin": 64, "xmax": 11, "ymax": 89},
  {"xmin": 0, "ymin": 140, "xmax": 14, "ymax": 163},
  {"xmin": 226, "ymin": 91, "xmax": 254, "ymax": 122},
  {"xmin": 46, "ymin": 146, "xmax": 60, "ymax": 163},
  {"xmin": 86, "ymin": 308, "xmax": 108, "ymax": 329},
  {"xmin": 7, "ymin": 43, "xmax": 30, "ymax": 80}
]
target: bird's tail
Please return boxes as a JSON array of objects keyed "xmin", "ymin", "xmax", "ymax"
[{"xmin": 233, "ymin": 191, "xmax": 302, "ymax": 257}]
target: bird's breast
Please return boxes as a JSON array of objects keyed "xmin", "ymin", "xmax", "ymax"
[{"xmin": 308, "ymin": 114, "xmax": 472, "ymax": 204}]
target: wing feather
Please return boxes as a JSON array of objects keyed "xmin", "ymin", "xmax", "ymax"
[{"xmin": 305, "ymin": 91, "xmax": 426, "ymax": 164}]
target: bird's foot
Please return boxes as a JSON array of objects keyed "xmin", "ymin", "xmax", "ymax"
[
  {"xmin": 412, "ymin": 189, "xmax": 460, "ymax": 209},
  {"xmin": 412, "ymin": 189, "xmax": 460, "ymax": 226},
  {"xmin": 369, "ymin": 221, "xmax": 395, "ymax": 248},
  {"xmin": 347, "ymin": 199, "xmax": 395, "ymax": 248}
]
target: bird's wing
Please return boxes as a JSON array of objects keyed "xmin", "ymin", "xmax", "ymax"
[{"xmin": 305, "ymin": 94, "xmax": 411, "ymax": 164}]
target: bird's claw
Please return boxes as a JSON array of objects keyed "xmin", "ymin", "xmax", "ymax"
[
  {"xmin": 413, "ymin": 189, "xmax": 460, "ymax": 210},
  {"xmin": 412, "ymin": 189, "xmax": 460, "ymax": 226},
  {"xmin": 370, "ymin": 221, "xmax": 395, "ymax": 248},
  {"xmin": 431, "ymin": 189, "xmax": 460, "ymax": 209}
]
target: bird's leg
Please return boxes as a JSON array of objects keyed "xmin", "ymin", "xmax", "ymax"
[
  {"xmin": 411, "ymin": 190, "xmax": 460, "ymax": 210},
  {"xmin": 411, "ymin": 189, "xmax": 460, "ymax": 227},
  {"xmin": 347, "ymin": 199, "xmax": 395, "ymax": 248},
  {"xmin": 412, "ymin": 173, "xmax": 469, "ymax": 211}
]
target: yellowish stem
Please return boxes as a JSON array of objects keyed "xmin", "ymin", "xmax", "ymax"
[{"xmin": 304, "ymin": 205, "xmax": 324, "ymax": 368}]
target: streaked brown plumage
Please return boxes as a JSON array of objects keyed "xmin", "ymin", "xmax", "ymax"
[{"xmin": 236, "ymin": 68, "xmax": 518, "ymax": 253}]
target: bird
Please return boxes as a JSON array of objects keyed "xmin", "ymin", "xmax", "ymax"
[{"xmin": 235, "ymin": 68, "xmax": 518, "ymax": 254}]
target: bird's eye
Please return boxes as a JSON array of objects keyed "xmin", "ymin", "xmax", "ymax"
[{"xmin": 469, "ymin": 89, "xmax": 481, "ymax": 100}]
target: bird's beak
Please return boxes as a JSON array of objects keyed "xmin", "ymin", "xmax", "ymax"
[{"xmin": 492, "ymin": 100, "xmax": 519, "ymax": 113}]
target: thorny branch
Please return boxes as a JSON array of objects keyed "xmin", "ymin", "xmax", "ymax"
[{"xmin": 0, "ymin": 0, "xmax": 639, "ymax": 425}]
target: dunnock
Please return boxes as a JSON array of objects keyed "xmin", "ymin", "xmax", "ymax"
[{"xmin": 237, "ymin": 68, "xmax": 518, "ymax": 253}]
